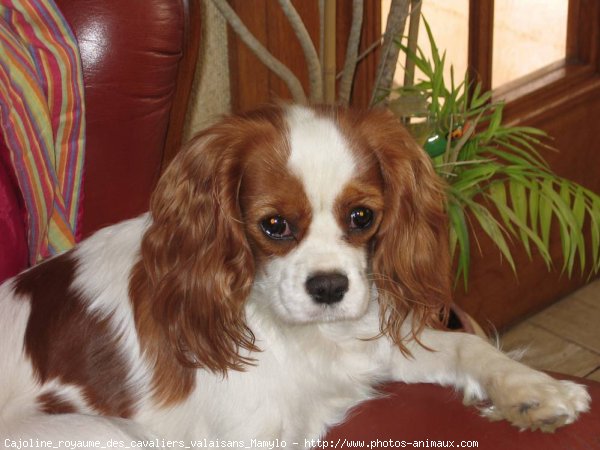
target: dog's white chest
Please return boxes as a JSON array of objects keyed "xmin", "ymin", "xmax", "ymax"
[{"xmin": 142, "ymin": 306, "xmax": 391, "ymax": 444}]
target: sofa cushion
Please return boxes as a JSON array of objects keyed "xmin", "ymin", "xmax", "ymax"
[
  {"xmin": 325, "ymin": 376, "xmax": 600, "ymax": 449},
  {"xmin": 56, "ymin": 0, "xmax": 190, "ymax": 236}
]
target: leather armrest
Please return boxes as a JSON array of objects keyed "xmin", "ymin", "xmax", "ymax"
[
  {"xmin": 325, "ymin": 377, "xmax": 600, "ymax": 449},
  {"xmin": 55, "ymin": 0, "xmax": 198, "ymax": 236}
]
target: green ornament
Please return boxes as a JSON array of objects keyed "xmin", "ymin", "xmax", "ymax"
[{"xmin": 424, "ymin": 134, "xmax": 447, "ymax": 158}]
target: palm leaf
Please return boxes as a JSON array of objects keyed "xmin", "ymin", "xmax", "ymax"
[
  {"xmin": 447, "ymin": 197, "xmax": 471, "ymax": 286},
  {"xmin": 465, "ymin": 198, "xmax": 516, "ymax": 273},
  {"xmin": 489, "ymin": 194, "xmax": 553, "ymax": 268},
  {"xmin": 392, "ymin": 17, "xmax": 600, "ymax": 285},
  {"xmin": 509, "ymin": 179, "xmax": 531, "ymax": 257}
]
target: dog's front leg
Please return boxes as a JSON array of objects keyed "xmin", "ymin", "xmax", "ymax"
[{"xmin": 388, "ymin": 328, "xmax": 590, "ymax": 432}]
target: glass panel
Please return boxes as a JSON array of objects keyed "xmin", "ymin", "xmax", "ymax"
[
  {"xmin": 493, "ymin": 0, "xmax": 568, "ymax": 89},
  {"xmin": 381, "ymin": 0, "xmax": 469, "ymax": 88}
]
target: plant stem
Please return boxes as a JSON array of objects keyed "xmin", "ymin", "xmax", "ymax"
[
  {"xmin": 322, "ymin": 0, "xmax": 337, "ymax": 104},
  {"xmin": 370, "ymin": 0, "xmax": 411, "ymax": 106},
  {"xmin": 278, "ymin": 0, "xmax": 323, "ymax": 102},
  {"xmin": 338, "ymin": 0, "xmax": 364, "ymax": 105},
  {"xmin": 402, "ymin": 0, "xmax": 422, "ymax": 89},
  {"xmin": 211, "ymin": 0, "xmax": 308, "ymax": 104}
]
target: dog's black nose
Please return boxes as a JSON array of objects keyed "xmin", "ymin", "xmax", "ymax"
[{"xmin": 305, "ymin": 272, "xmax": 349, "ymax": 304}]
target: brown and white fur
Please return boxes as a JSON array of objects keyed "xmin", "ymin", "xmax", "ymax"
[{"xmin": 0, "ymin": 105, "xmax": 590, "ymax": 445}]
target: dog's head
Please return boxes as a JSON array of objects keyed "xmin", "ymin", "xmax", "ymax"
[{"xmin": 131, "ymin": 104, "xmax": 451, "ymax": 377}]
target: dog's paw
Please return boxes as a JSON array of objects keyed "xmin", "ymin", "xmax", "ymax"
[{"xmin": 481, "ymin": 371, "xmax": 590, "ymax": 432}]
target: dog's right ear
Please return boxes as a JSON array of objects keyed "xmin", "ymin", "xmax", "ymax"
[
  {"xmin": 350, "ymin": 109, "xmax": 451, "ymax": 353},
  {"xmin": 130, "ymin": 118, "xmax": 259, "ymax": 402}
]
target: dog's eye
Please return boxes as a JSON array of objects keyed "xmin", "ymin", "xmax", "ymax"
[
  {"xmin": 349, "ymin": 207, "xmax": 373, "ymax": 230},
  {"xmin": 260, "ymin": 215, "xmax": 293, "ymax": 240}
]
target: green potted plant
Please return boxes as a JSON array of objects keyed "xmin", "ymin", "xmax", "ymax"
[{"xmin": 389, "ymin": 19, "xmax": 600, "ymax": 287}]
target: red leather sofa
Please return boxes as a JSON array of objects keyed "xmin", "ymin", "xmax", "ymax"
[
  {"xmin": 0, "ymin": 1, "xmax": 598, "ymax": 448},
  {"xmin": 325, "ymin": 377, "xmax": 600, "ymax": 449}
]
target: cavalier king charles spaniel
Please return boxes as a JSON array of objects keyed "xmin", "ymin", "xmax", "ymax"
[{"xmin": 0, "ymin": 105, "xmax": 590, "ymax": 444}]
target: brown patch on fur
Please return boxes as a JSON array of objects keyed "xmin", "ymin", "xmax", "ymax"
[
  {"xmin": 129, "ymin": 105, "xmax": 302, "ymax": 405},
  {"xmin": 14, "ymin": 252, "xmax": 135, "ymax": 417},
  {"xmin": 333, "ymin": 169, "xmax": 385, "ymax": 248},
  {"xmin": 331, "ymin": 106, "xmax": 452, "ymax": 351},
  {"xmin": 239, "ymin": 139, "xmax": 312, "ymax": 263},
  {"xmin": 37, "ymin": 391, "xmax": 78, "ymax": 414}
]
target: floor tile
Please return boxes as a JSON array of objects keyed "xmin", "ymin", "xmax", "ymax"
[
  {"xmin": 500, "ymin": 322, "xmax": 600, "ymax": 377},
  {"xmin": 587, "ymin": 368, "xmax": 600, "ymax": 383},
  {"xmin": 528, "ymin": 279, "xmax": 600, "ymax": 353}
]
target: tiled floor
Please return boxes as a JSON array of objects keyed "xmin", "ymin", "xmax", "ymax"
[{"xmin": 501, "ymin": 279, "xmax": 600, "ymax": 381}]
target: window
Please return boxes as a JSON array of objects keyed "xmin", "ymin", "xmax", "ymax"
[
  {"xmin": 383, "ymin": 0, "xmax": 598, "ymax": 102},
  {"xmin": 492, "ymin": 0, "xmax": 568, "ymax": 88}
]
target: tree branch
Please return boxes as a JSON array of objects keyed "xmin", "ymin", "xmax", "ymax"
[
  {"xmin": 337, "ymin": 39, "xmax": 383, "ymax": 80},
  {"xmin": 321, "ymin": 0, "xmax": 337, "ymax": 104},
  {"xmin": 370, "ymin": 0, "xmax": 410, "ymax": 107},
  {"xmin": 403, "ymin": 0, "xmax": 422, "ymax": 88},
  {"xmin": 338, "ymin": 0, "xmax": 364, "ymax": 105},
  {"xmin": 277, "ymin": 0, "xmax": 323, "ymax": 102},
  {"xmin": 318, "ymin": 0, "xmax": 325, "ymax": 69},
  {"xmin": 211, "ymin": 0, "xmax": 308, "ymax": 104}
]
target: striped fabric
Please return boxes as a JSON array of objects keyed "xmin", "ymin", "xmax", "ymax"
[{"xmin": 0, "ymin": 0, "xmax": 85, "ymax": 263}]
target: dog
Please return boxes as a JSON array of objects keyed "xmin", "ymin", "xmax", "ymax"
[{"xmin": 0, "ymin": 105, "xmax": 590, "ymax": 445}]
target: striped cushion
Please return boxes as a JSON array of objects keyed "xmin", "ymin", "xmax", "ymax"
[{"xmin": 0, "ymin": 0, "xmax": 85, "ymax": 263}]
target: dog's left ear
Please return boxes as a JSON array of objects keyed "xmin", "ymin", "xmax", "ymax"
[
  {"xmin": 360, "ymin": 110, "xmax": 451, "ymax": 350},
  {"xmin": 130, "ymin": 118, "xmax": 259, "ymax": 385}
]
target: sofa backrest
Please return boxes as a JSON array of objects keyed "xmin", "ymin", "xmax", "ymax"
[{"xmin": 56, "ymin": 0, "xmax": 199, "ymax": 236}]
